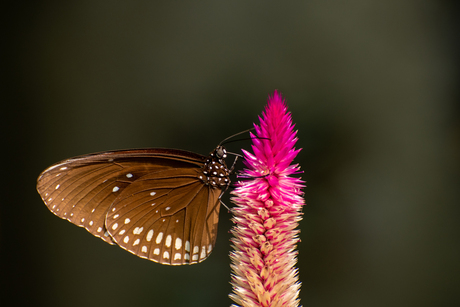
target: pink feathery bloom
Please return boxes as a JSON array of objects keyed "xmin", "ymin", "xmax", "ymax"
[{"xmin": 229, "ymin": 90, "xmax": 305, "ymax": 307}]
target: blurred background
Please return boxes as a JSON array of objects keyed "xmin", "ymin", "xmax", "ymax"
[{"xmin": 3, "ymin": 1, "xmax": 459, "ymax": 306}]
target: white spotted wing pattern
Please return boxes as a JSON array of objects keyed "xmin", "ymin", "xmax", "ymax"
[{"xmin": 37, "ymin": 147, "xmax": 230, "ymax": 265}]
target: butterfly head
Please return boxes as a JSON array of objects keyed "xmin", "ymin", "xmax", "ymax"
[{"xmin": 214, "ymin": 145, "xmax": 227, "ymax": 161}]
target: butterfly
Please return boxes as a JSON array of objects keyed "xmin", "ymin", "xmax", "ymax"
[{"xmin": 36, "ymin": 144, "xmax": 235, "ymax": 266}]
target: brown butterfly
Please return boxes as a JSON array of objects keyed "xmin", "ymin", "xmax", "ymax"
[{"xmin": 37, "ymin": 145, "xmax": 234, "ymax": 265}]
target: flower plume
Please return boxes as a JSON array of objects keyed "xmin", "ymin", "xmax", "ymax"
[{"xmin": 229, "ymin": 90, "xmax": 305, "ymax": 307}]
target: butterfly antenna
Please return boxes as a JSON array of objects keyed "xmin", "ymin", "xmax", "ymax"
[
  {"xmin": 221, "ymin": 136, "xmax": 270, "ymax": 146},
  {"xmin": 219, "ymin": 128, "xmax": 255, "ymax": 146}
]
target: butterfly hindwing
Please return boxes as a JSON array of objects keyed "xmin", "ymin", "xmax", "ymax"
[{"xmin": 105, "ymin": 168, "xmax": 222, "ymax": 265}]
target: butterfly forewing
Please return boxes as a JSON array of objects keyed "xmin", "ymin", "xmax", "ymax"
[
  {"xmin": 37, "ymin": 147, "xmax": 229, "ymax": 265},
  {"xmin": 37, "ymin": 162, "xmax": 134, "ymax": 243}
]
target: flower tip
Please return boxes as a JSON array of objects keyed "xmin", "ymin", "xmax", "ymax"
[{"xmin": 268, "ymin": 89, "xmax": 286, "ymax": 106}]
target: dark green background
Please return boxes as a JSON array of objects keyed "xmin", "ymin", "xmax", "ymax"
[{"xmin": 3, "ymin": 1, "xmax": 459, "ymax": 306}]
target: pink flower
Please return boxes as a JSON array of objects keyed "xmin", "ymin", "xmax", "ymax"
[{"xmin": 229, "ymin": 90, "xmax": 305, "ymax": 307}]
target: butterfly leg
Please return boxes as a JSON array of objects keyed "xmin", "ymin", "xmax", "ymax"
[
  {"xmin": 218, "ymin": 155, "xmax": 239, "ymax": 212},
  {"xmin": 219, "ymin": 180, "xmax": 232, "ymax": 211},
  {"xmin": 220, "ymin": 199, "xmax": 230, "ymax": 211},
  {"xmin": 228, "ymin": 154, "xmax": 240, "ymax": 173}
]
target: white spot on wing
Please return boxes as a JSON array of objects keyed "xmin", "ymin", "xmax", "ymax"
[
  {"xmin": 146, "ymin": 229, "xmax": 154, "ymax": 242},
  {"xmin": 156, "ymin": 232, "xmax": 163, "ymax": 244},
  {"xmin": 112, "ymin": 186, "xmax": 119, "ymax": 192},
  {"xmin": 193, "ymin": 246, "xmax": 199, "ymax": 254},
  {"xmin": 134, "ymin": 227, "xmax": 143, "ymax": 234},
  {"xmin": 165, "ymin": 235, "xmax": 172, "ymax": 247},
  {"xmin": 201, "ymin": 246, "xmax": 206, "ymax": 259},
  {"xmin": 185, "ymin": 241, "xmax": 190, "ymax": 252},
  {"xmin": 123, "ymin": 236, "xmax": 129, "ymax": 243},
  {"xmin": 141, "ymin": 246, "xmax": 148, "ymax": 253},
  {"xmin": 113, "ymin": 214, "xmax": 119, "ymax": 219},
  {"xmin": 97, "ymin": 227, "xmax": 102, "ymax": 232},
  {"xmin": 150, "ymin": 192, "xmax": 156, "ymax": 196},
  {"xmin": 124, "ymin": 218, "xmax": 131, "ymax": 224},
  {"xmin": 208, "ymin": 244, "xmax": 212, "ymax": 253},
  {"xmin": 55, "ymin": 184, "xmax": 60, "ymax": 189},
  {"xmin": 119, "ymin": 229, "xmax": 126, "ymax": 235},
  {"xmin": 126, "ymin": 173, "xmax": 133, "ymax": 178},
  {"xmin": 174, "ymin": 253, "xmax": 181, "ymax": 260},
  {"xmin": 192, "ymin": 254, "xmax": 199, "ymax": 261},
  {"xmin": 175, "ymin": 238, "xmax": 182, "ymax": 250},
  {"xmin": 185, "ymin": 253, "xmax": 190, "ymax": 261},
  {"xmin": 133, "ymin": 239, "xmax": 140, "ymax": 246},
  {"xmin": 112, "ymin": 223, "xmax": 118, "ymax": 230},
  {"xmin": 153, "ymin": 248, "xmax": 160, "ymax": 255}
]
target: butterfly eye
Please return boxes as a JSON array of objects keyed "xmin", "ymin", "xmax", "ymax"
[{"xmin": 215, "ymin": 146, "xmax": 227, "ymax": 159}]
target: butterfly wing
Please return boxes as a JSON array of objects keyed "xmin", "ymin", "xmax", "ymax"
[
  {"xmin": 105, "ymin": 168, "xmax": 221, "ymax": 265},
  {"xmin": 36, "ymin": 149, "xmax": 223, "ymax": 264}
]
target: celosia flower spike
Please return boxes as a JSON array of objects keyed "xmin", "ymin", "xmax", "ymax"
[{"xmin": 229, "ymin": 90, "xmax": 305, "ymax": 307}]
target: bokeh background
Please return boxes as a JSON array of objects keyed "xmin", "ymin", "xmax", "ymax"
[{"xmin": 3, "ymin": 1, "xmax": 459, "ymax": 306}]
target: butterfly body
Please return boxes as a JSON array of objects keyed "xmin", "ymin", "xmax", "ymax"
[{"xmin": 37, "ymin": 146, "xmax": 230, "ymax": 265}]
